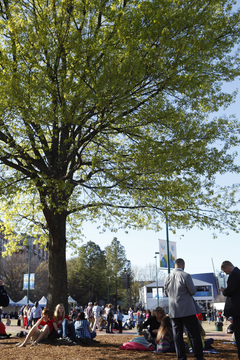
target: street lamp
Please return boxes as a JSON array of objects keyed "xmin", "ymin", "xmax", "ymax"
[
  {"xmin": 155, "ymin": 252, "xmax": 159, "ymax": 307},
  {"xmin": 166, "ymin": 219, "xmax": 170, "ymax": 274},
  {"xmin": 27, "ymin": 237, "xmax": 32, "ymax": 304},
  {"xmin": 108, "ymin": 276, "xmax": 110, "ymax": 303}
]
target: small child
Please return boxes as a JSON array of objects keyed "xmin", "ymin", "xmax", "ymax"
[
  {"xmin": 18, "ymin": 308, "xmax": 53, "ymax": 347},
  {"xmin": 155, "ymin": 316, "xmax": 175, "ymax": 353},
  {"xmin": 6, "ymin": 312, "xmax": 11, "ymax": 326},
  {"xmin": 187, "ymin": 319, "xmax": 214, "ymax": 350}
]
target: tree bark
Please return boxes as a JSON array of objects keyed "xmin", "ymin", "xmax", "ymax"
[{"xmin": 47, "ymin": 212, "xmax": 68, "ymax": 313}]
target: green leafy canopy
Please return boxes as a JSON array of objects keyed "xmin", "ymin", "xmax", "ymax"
[{"xmin": 0, "ymin": 0, "xmax": 240, "ymax": 255}]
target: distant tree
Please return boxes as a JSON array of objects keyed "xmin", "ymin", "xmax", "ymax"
[
  {"xmin": 2, "ymin": 258, "xmax": 27, "ymax": 302},
  {"xmin": 125, "ymin": 269, "xmax": 142, "ymax": 308},
  {"xmin": 105, "ymin": 238, "xmax": 127, "ymax": 308},
  {"xmin": 2, "ymin": 258, "xmax": 48, "ymax": 303},
  {"xmin": 132, "ymin": 263, "xmax": 155, "ymax": 282},
  {"xmin": 67, "ymin": 241, "xmax": 107, "ymax": 305}
]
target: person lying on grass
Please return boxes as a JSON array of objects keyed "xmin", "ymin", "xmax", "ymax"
[{"xmin": 18, "ymin": 308, "xmax": 53, "ymax": 347}]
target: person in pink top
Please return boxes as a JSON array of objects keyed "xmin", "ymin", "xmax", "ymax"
[{"xmin": 146, "ymin": 309, "xmax": 151, "ymax": 320}]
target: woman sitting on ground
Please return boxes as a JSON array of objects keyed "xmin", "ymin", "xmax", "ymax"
[
  {"xmin": 52, "ymin": 303, "xmax": 76, "ymax": 343},
  {"xmin": 156, "ymin": 316, "xmax": 175, "ymax": 352},
  {"xmin": 142, "ymin": 306, "xmax": 166, "ymax": 343},
  {"xmin": 74, "ymin": 311, "xmax": 96, "ymax": 340},
  {"xmin": 18, "ymin": 308, "xmax": 53, "ymax": 347}
]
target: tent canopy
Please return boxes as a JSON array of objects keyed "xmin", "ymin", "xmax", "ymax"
[
  {"xmin": 8, "ymin": 297, "xmax": 16, "ymax": 306},
  {"xmin": 15, "ymin": 295, "xmax": 34, "ymax": 306},
  {"xmin": 38, "ymin": 296, "xmax": 47, "ymax": 306},
  {"xmin": 68, "ymin": 295, "xmax": 77, "ymax": 303}
]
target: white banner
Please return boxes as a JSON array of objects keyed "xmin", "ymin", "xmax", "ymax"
[
  {"xmin": 23, "ymin": 273, "xmax": 35, "ymax": 290},
  {"xmin": 152, "ymin": 288, "xmax": 163, "ymax": 299},
  {"xmin": 159, "ymin": 239, "xmax": 177, "ymax": 269}
]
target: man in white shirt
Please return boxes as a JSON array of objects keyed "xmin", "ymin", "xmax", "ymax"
[{"xmin": 92, "ymin": 302, "xmax": 102, "ymax": 331}]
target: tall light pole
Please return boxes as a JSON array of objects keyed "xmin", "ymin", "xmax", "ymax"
[
  {"xmin": 108, "ymin": 276, "xmax": 110, "ymax": 303},
  {"xmin": 166, "ymin": 219, "xmax": 171, "ymax": 274},
  {"xmin": 27, "ymin": 238, "xmax": 32, "ymax": 304},
  {"xmin": 155, "ymin": 252, "xmax": 159, "ymax": 307}
]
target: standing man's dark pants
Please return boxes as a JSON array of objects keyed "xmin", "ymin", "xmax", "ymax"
[
  {"xmin": 171, "ymin": 315, "xmax": 204, "ymax": 360},
  {"xmin": 33, "ymin": 317, "xmax": 41, "ymax": 325},
  {"xmin": 233, "ymin": 317, "xmax": 240, "ymax": 359},
  {"xmin": 118, "ymin": 320, "xmax": 122, "ymax": 333}
]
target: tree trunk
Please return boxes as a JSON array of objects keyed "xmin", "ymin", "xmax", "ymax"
[
  {"xmin": 115, "ymin": 279, "xmax": 118, "ymax": 308},
  {"xmin": 47, "ymin": 212, "xmax": 68, "ymax": 314}
]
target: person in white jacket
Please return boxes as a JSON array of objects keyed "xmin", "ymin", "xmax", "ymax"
[{"xmin": 92, "ymin": 302, "xmax": 102, "ymax": 331}]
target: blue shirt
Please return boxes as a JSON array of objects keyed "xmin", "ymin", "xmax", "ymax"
[
  {"xmin": 30, "ymin": 305, "xmax": 42, "ymax": 320},
  {"xmin": 75, "ymin": 319, "xmax": 91, "ymax": 339}
]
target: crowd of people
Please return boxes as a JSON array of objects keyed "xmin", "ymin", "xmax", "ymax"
[{"xmin": 0, "ymin": 257, "xmax": 240, "ymax": 360}]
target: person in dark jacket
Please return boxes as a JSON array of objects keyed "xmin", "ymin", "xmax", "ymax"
[
  {"xmin": 142, "ymin": 306, "xmax": 165, "ymax": 341},
  {"xmin": 0, "ymin": 279, "xmax": 9, "ymax": 307},
  {"xmin": 221, "ymin": 261, "xmax": 240, "ymax": 360}
]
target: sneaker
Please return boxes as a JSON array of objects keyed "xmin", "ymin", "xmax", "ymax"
[{"xmin": 62, "ymin": 336, "xmax": 73, "ymax": 343}]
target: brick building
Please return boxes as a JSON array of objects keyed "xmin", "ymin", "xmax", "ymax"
[{"xmin": 0, "ymin": 231, "xmax": 48, "ymax": 277}]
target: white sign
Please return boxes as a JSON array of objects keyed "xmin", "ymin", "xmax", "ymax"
[
  {"xmin": 23, "ymin": 273, "xmax": 35, "ymax": 290},
  {"xmin": 152, "ymin": 288, "xmax": 163, "ymax": 299},
  {"xmin": 159, "ymin": 239, "xmax": 177, "ymax": 269}
]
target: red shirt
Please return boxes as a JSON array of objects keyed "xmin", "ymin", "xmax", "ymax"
[
  {"xmin": 38, "ymin": 319, "xmax": 53, "ymax": 332},
  {"xmin": 0, "ymin": 321, "xmax": 6, "ymax": 334},
  {"xmin": 52, "ymin": 315, "xmax": 70, "ymax": 329}
]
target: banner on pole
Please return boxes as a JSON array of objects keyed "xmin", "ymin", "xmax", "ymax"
[
  {"xmin": 159, "ymin": 239, "xmax": 177, "ymax": 269},
  {"xmin": 152, "ymin": 288, "xmax": 163, "ymax": 299},
  {"xmin": 23, "ymin": 273, "xmax": 35, "ymax": 290}
]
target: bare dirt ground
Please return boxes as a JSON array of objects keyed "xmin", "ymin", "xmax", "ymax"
[{"xmin": 0, "ymin": 334, "xmax": 238, "ymax": 360}]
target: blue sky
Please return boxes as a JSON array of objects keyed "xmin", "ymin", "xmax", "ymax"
[{"xmin": 67, "ymin": 2, "xmax": 240, "ymax": 276}]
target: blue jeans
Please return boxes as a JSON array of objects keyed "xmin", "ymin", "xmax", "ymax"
[
  {"xmin": 57, "ymin": 319, "xmax": 76, "ymax": 342},
  {"xmin": 90, "ymin": 331, "xmax": 96, "ymax": 339}
]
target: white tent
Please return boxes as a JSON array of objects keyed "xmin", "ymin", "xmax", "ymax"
[
  {"xmin": 68, "ymin": 295, "xmax": 77, "ymax": 304},
  {"xmin": 214, "ymin": 302, "xmax": 225, "ymax": 311},
  {"xmin": 8, "ymin": 297, "xmax": 17, "ymax": 306},
  {"xmin": 38, "ymin": 296, "xmax": 47, "ymax": 306},
  {"xmin": 15, "ymin": 295, "xmax": 34, "ymax": 306}
]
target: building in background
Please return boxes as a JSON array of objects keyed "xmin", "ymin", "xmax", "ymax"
[
  {"xmin": 0, "ymin": 230, "xmax": 48, "ymax": 278},
  {"xmin": 139, "ymin": 277, "xmax": 214, "ymax": 315}
]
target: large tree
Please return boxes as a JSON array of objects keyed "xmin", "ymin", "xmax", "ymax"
[{"xmin": 0, "ymin": 0, "xmax": 240, "ymax": 311}]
